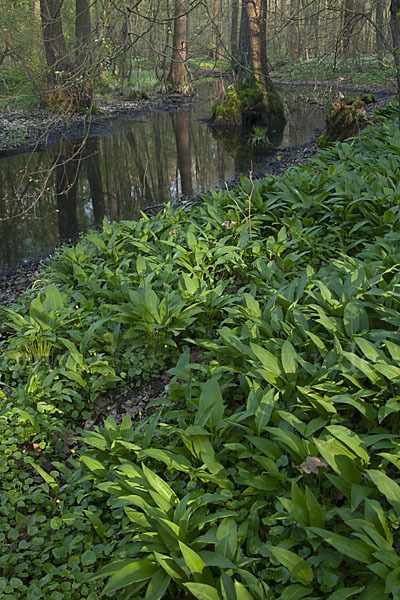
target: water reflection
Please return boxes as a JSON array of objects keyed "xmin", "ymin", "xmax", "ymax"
[{"xmin": 0, "ymin": 82, "xmax": 327, "ymax": 277}]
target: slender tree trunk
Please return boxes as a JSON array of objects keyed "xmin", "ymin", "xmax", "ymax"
[
  {"xmin": 75, "ymin": 0, "xmax": 93, "ymax": 106},
  {"xmin": 168, "ymin": 0, "xmax": 194, "ymax": 95},
  {"xmin": 390, "ymin": 0, "xmax": 400, "ymax": 128},
  {"xmin": 230, "ymin": 0, "xmax": 239, "ymax": 63},
  {"xmin": 213, "ymin": 0, "xmax": 223, "ymax": 61},
  {"xmin": 289, "ymin": 0, "xmax": 300, "ymax": 61},
  {"xmin": 376, "ymin": 0, "xmax": 385, "ymax": 59}
]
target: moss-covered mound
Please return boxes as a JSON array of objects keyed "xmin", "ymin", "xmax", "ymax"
[
  {"xmin": 317, "ymin": 95, "xmax": 372, "ymax": 148},
  {"xmin": 213, "ymin": 82, "xmax": 285, "ymax": 132},
  {"xmin": 212, "ymin": 82, "xmax": 286, "ymax": 154}
]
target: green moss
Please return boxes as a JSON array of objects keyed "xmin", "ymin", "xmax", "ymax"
[
  {"xmin": 238, "ymin": 85, "xmax": 266, "ymax": 113},
  {"xmin": 213, "ymin": 85, "xmax": 242, "ymax": 129},
  {"xmin": 213, "ymin": 82, "xmax": 285, "ymax": 133},
  {"xmin": 317, "ymin": 96, "xmax": 370, "ymax": 148}
]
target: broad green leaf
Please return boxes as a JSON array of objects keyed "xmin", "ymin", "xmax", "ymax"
[
  {"xmin": 142, "ymin": 463, "xmax": 178, "ymax": 506},
  {"xmin": 354, "ymin": 337, "xmax": 381, "ymax": 362},
  {"xmin": 385, "ymin": 340, "xmax": 400, "ymax": 362},
  {"xmin": 250, "ymin": 342, "xmax": 282, "ymax": 376},
  {"xmin": 367, "ymin": 470, "xmax": 400, "ymax": 516},
  {"xmin": 138, "ymin": 449, "xmax": 191, "ymax": 472},
  {"xmin": 378, "ymin": 398, "xmax": 400, "ymax": 423},
  {"xmin": 343, "ymin": 301, "xmax": 367, "ymax": 336},
  {"xmin": 90, "ymin": 558, "xmax": 135, "ymax": 581},
  {"xmin": 234, "ymin": 580, "xmax": 254, "ymax": 600},
  {"xmin": 145, "ymin": 570, "xmax": 170, "ymax": 600},
  {"xmin": 179, "ymin": 541, "xmax": 207, "ymax": 580},
  {"xmin": 216, "ymin": 517, "xmax": 237, "ymax": 562},
  {"xmin": 25, "ymin": 459, "xmax": 58, "ymax": 491},
  {"xmin": 268, "ymin": 546, "xmax": 313, "ymax": 585},
  {"xmin": 153, "ymin": 552, "xmax": 185, "ymax": 583},
  {"xmin": 102, "ymin": 559, "xmax": 157, "ymax": 594},
  {"xmin": 84, "ymin": 509, "xmax": 106, "ymax": 539},
  {"xmin": 199, "ymin": 552, "xmax": 236, "ymax": 570},
  {"xmin": 350, "ymin": 483, "xmax": 371, "ymax": 511},
  {"xmin": 254, "ymin": 388, "xmax": 276, "ymax": 434},
  {"xmin": 330, "ymin": 393, "xmax": 376, "ymax": 421},
  {"xmin": 326, "ymin": 425, "xmax": 369, "ymax": 463},
  {"xmin": 305, "ymin": 486, "xmax": 325, "ymax": 528},
  {"xmin": 197, "ymin": 377, "xmax": 225, "ymax": 431},
  {"xmin": 278, "ymin": 584, "xmax": 313, "ymax": 600},
  {"xmin": 184, "ymin": 582, "xmax": 221, "ymax": 600},
  {"xmin": 314, "ymin": 437, "xmax": 360, "ymax": 484},
  {"xmin": 326, "ymin": 586, "xmax": 365, "ymax": 600},
  {"xmin": 281, "ymin": 340, "xmax": 298, "ymax": 374},
  {"xmin": 80, "ymin": 455, "xmax": 106, "ymax": 476},
  {"xmin": 341, "ymin": 351, "xmax": 380, "ymax": 384},
  {"xmin": 220, "ymin": 573, "xmax": 236, "ymax": 600},
  {"xmin": 357, "ymin": 581, "xmax": 388, "ymax": 600},
  {"xmin": 308, "ymin": 527, "xmax": 374, "ymax": 563}
]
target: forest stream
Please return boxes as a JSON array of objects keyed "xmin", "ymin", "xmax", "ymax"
[{"xmin": 0, "ymin": 80, "xmax": 359, "ymax": 278}]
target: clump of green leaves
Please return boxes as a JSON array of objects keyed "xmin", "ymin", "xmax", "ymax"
[{"xmin": 1, "ymin": 100, "xmax": 400, "ymax": 598}]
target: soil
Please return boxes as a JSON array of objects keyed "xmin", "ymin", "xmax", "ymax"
[{"xmin": 0, "ymin": 79, "xmax": 396, "ymax": 425}]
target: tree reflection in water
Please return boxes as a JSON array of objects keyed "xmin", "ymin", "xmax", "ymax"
[{"xmin": 0, "ymin": 83, "xmax": 327, "ymax": 276}]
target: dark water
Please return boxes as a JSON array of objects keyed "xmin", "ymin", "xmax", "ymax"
[{"xmin": 0, "ymin": 81, "xmax": 326, "ymax": 277}]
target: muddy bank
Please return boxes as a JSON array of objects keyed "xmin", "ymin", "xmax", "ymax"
[
  {"xmin": 0, "ymin": 94, "xmax": 197, "ymax": 158},
  {"xmin": 0, "ymin": 79, "xmax": 395, "ymax": 158}
]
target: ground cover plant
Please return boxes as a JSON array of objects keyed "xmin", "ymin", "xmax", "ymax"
[
  {"xmin": 272, "ymin": 54, "xmax": 396, "ymax": 85},
  {"xmin": 1, "ymin": 101, "xmax": 400, "ymax": 599}
]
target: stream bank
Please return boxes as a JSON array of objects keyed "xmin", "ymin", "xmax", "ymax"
[{"xmin": 0, "ymin": 79, "xmax": 395, "ymax": 305}]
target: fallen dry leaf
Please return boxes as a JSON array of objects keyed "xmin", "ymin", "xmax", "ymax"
[
  {"xmin": 300, "ymin": 456, "xmax": 328, "ymax": 475},
  {"xmin": 221, "ymin": 220, "xmax": 237, "ymax": 229}
]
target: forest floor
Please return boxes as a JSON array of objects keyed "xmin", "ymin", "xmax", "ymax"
[{"xmin": 0, "ymin": 80, "xmax": 395, "ymax": 488}]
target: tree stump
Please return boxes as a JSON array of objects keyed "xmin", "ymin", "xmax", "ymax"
[{"xmin": 317, "ymin": 95, "xmax": 373, "ymax": 148}]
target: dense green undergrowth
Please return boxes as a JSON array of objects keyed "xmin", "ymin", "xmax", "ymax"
[{"xmin": 1, "ymin": 101, "xmax": 400, "ymax": 599}]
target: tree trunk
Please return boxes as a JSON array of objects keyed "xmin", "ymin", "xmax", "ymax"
[
  {"xmin": 40, "ymin": 0, "xmax": 93, "ymax": 110},
  {"xmin": 39, "ymin": 0, "xmax": 70, "ymax": 88},
  {"xmin": 289, "ymin": 0, "xmax": 300, "ymax": 61},
  {"xmin": 75, "ymin": 0, "xmax": 93, "ymax": 106},
  {"xmin": 390, "ymin": 0, "xmax": 400, "ymax": 128},
  {"xmin": 237, "ymin": 0, "xmax": 280, "ymax": 99},
  {"xmin": 168, "ymin": 0, "xmax": 194, "ymax": 95},
  {"xmin": 214, "ymin": 0, "xmax": 285, "ymax": 139},
  {"xmin": 375, "ymin": 0, "xmax": 385, "ymax": 60},
  {"xmin": 213, "ymin": 0, "xmax": 223, "ymax": 61},
  {"xmin": 230, "ymin": 0, "xmax": 239, "ymax": 64}
]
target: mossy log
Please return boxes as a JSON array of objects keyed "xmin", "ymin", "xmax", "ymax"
[{"xmin": 317, "ymin": 95, "xmax": 373, "ymax": 148}]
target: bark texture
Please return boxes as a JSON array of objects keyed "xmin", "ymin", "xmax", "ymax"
[
  {"xmin": 168, "ymin": 0, "xmax": 194, "ymax": 95},
  {"xmin": 39, "ymin": 0, "xmax": 70, "ymax": 87}
]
